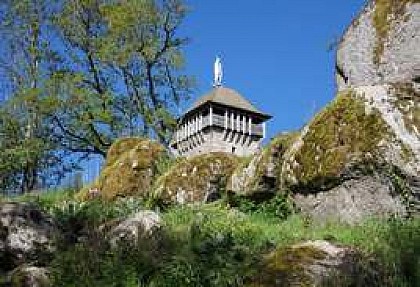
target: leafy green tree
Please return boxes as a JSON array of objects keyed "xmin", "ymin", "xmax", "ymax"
[
  {"xmin": 0, "ymin": 0, "xmax": 192, "ymax": 191},
  {"xmin": 100, "ymin": 0, "xmax": 193, "ymax": 141},
  {"xmin": 0, "ymin": 0, "xmax": 68, "ymax": 192},
  {"xmin": 49, "ymin": 0, "xmax": 193, "ymax": 157}
]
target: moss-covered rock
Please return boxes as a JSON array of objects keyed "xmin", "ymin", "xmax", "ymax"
[
  {"xmin": 282, "ymin": 90, "xmax": 391, "ymax": 191},
  {"xmin": 372, "ymin": 0, "xmax": 417, "ymax": 64},
  {"xmin": 390, "ymin": 83, "xmax": 420, "ymax": 136},
  {"xmin": 154, "ymin": 153, "xmax": 239, "ymax": 204},
  {"xmin": 229, "ymin": 132, "xmax": 298, "ymax": 196},
  {"xmin": 248, "ymin": 240, "xmax": 383, "ymax": 287},
  {"xmin": 77, "ymin": 138, "xmax": 167, "ymax": 201}
]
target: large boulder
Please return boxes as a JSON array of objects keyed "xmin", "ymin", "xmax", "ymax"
[
  {"xmin": 276, "ymin": 0, "xmax": 420, "ymax": 223},
  {"xmin": 336, "ymin": 0, "xmax": 420, "ymax": 90},
  {"xmin": 78, "ymin": 138, "xmax": 167, "ymax": 200},
  {"xmin": 107, "ymin": 210, "xmax": 162, "ymax": 247},
  {"xmin": 0, "ymin": 203, "xmax": 56, "ymax": 271},
  {"xmin": 281, "ymin": 90, "xmax": 418, "ymax": 190},
  {"xmin": 154, "ymin": 153, "xmax": 239, "ymax": 204},
  {"xmin": 248, "ymin": 240, "xmax": 383, "ymax": 286},
  {"xmin": 279, "ymin": 87, "xmax": 418, "ymax": 222},
  {"xmin": 294, "ymin": 176, "xmax": 407, "ymax": 224}
]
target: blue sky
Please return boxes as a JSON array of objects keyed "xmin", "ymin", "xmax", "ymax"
[{"xmin": 181, "ymin": 0, "xmax": 366, "ymax": 140}]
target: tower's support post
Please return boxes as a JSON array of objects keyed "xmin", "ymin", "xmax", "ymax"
[{"xmin": 210, "ymin": 105, "xmax": 213, "ymax": 126}]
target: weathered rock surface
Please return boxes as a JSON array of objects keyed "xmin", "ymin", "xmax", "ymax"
[
  {"xmin": 78, "ymin": 138, "xmax": 167, "ymax": 200},
  {"xmin": 108, "ymin": 210, "xmax": 162, "ymax": 247},
  {"xmin": 294, "ymin": 176, "xmax": 407, "ymax": 224},
  {"xmin": 155, "ymin": 153, "xmax": 239, "ymax": 204},
  {"xmin": 229, "ymin": 132, "xmax": 297, "ymax": 197},
  {"xmin": 336, "ymin": 0, "xmax": 420, "ymax": 90},
  {"xmin": 0, "ymin": 203, "xmax": 56, "ymax": 271},
  {"xmin": 249, "ymin": 240, "xmax": 382, "ymax": 287},
  {"xmin": 8, "ymin": 266, "xmax": 51, "ymax": 287},
  {"xmin": 273, "ymin": 0, "xmax": 420, "ymax": 222}
]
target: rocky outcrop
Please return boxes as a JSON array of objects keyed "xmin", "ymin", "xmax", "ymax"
[
  {"xmin": 78, "ymin": 138, "xmax": 167, "ymax": 201},
  {"xmin": 294, "ymin": 176, "xmax": 407, "ymax": 224},
  {"xmin": 249, "ymin": 240, "xmax": 383, "ymax": 286},
  {"xmin": 336, "ymin": 0, "xmax": 420, "ymax": 90},
  {"xmin": 274, "ymin": 0, "xmax": 420, "ymax": 222},
  {"xmin": 108, "ymin": 210, "xmax": 162, "ymax": 247},
  {"xmin": 0, "ymin": 203, "xmax": 56, "ymax": 272},
  {"xmin": 154, "ymin": 153, "xmax": 239, "ymax": 204}
]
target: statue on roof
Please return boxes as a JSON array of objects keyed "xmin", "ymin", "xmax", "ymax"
[{"xmin": 213, "ymin": 56, "xmax": 223, "ymax": 87}]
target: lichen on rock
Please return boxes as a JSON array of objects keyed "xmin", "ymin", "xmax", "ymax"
[
  {"xmin": 229, "ymin": 132, "xmax": 298, "ymax": 196},
  {"xmin": 294, "ymin": 175, "xmax": 408, "ymax": 224},
  {"xmin": 0, "ymin": 203, "xmax": 56, "ymax": 272},
  {"xmin": 372, "ymin": 0, "xmax": 417, "ymax": 65},
  {"xmin": 107, "ymin": 210, "xmax": 162, "ymax": 248},
  {"xmin": 336, "ymin": 0, "xmax": 420, "ymax": 90},
  {"xmin": 154, "ymin": 152, "xmax": 239, "ymax": 204},
  {"xmin": 248, "ymin": 240, "xmax": 382, "ymax": 287},
  {"xmin": 390, "ymin": 83, "xmax": 420, "ymax": 137},
  {"xmin": 77, "ymin": 137, "xmax": 168, "ymax": 201},
  {"xmin": 282, "ymin": 90, "xmax": 392, "ymax": 192}
]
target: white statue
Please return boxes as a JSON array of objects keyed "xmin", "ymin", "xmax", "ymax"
[{"xmin": 213, "ymin": 56, "xmax": 223, "ymax": 87}]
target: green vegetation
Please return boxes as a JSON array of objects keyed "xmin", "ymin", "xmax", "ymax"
[
  {"xmin": 1, "ymin": 188, "xmax": 419, "ymax": 286},
  {"xmin": 0, "ymin": 0, "xmax": 193, "ymax": 194},
  {"xmin": 227, "ymin": 194, "xmax": 295, "ymax": 220},
  {"xmin": 287, "ymin": 90, "xmax": 391, "ymax": 191},
  {"xmin": 50, "ymin": 202, "xmax": 420, "ymax": 286},
  {"xmin": 372, "ymin": 0, "xmax": 418, "ymax": 64}
]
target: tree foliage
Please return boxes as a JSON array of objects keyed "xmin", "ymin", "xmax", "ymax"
[
  {"xmin": 48, "ymin": 0, "xmax": 192, "ymax": 156},
  {"xmin": 0, "ymin": 0, "xmax": 192, "ymax": 192}
]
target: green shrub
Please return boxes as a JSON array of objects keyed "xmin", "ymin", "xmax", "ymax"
[
  {"xmin": 42, "ymin": 198, "xmax": 420, "ymax": 287},
  {"xmin": 228, "ymin": 193, "xmax": 295, "ymax": 220}
]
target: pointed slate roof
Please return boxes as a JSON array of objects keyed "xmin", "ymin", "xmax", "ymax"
[{"xmin": 186, "ymin": 87, "xmax": 271, "ymax": 118}]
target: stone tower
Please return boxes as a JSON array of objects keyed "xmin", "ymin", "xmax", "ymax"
[
  {"xmin": 170, "ymin": 87, "xmax": 271, "ymax": 157},
  {"xmin": 170, "ymin": 58, "xmax": 271, "ymax": 157}
]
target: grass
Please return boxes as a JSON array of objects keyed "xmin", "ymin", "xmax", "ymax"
[
  {"xmin": 5, "ymin": 187, "xmax": 77, "ymax": 209},
  {"xmin": 2, "ymin": 190, "xmax": 419, "ymax": 286},
  {"xmin": 163, "ymin": 204, "xmax": 420, "ymax": 286}
]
